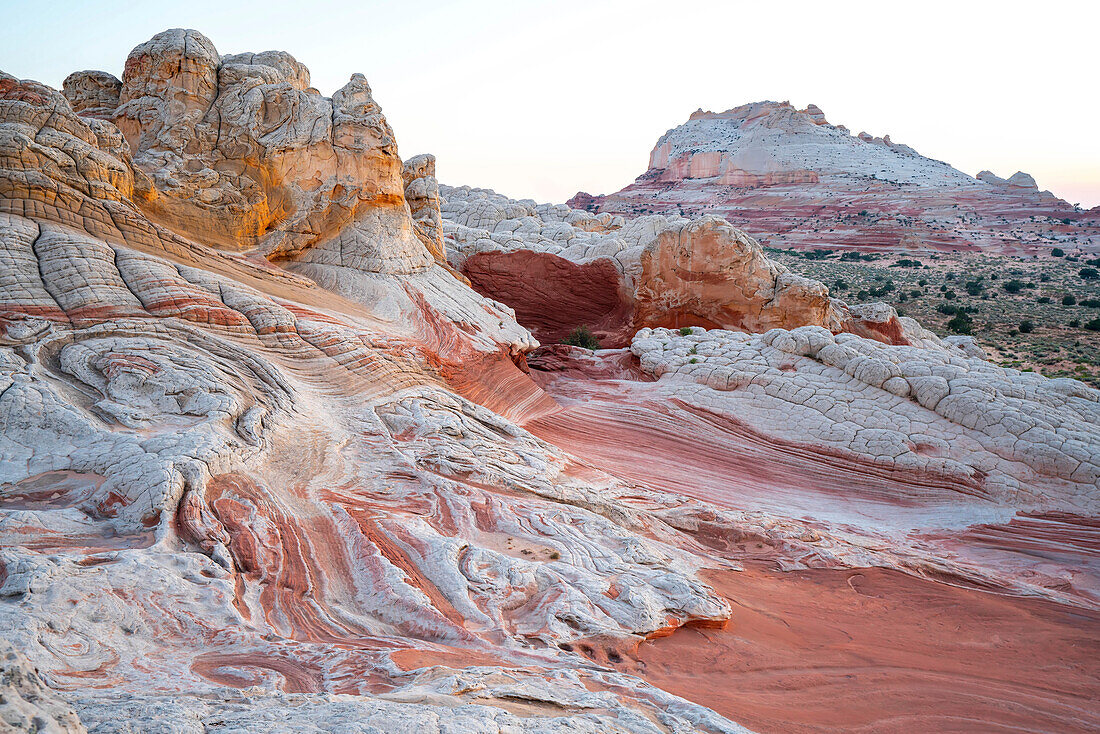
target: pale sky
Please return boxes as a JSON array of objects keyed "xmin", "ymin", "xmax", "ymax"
[{"xmin": 2, "ymin": 0, "xmax": 1098, "ymax": 207}]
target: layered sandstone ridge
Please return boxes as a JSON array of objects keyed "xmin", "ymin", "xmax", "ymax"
[
  {"xmin": 573, "ymin": 101, "xmax": 1100, "ymax": 254},
  {"xmin": 442, "ymin": 185, "xmax": 935, "ymax": 347}
]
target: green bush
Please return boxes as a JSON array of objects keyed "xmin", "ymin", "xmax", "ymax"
[
  {"xmin": 1019, "ymin": 320, "xmax": 1035, "ymax": 334},
  {"xmin": 1063, "ymin": 294, "xmax": 1077, "ymax": 306},
  {"xmin": 562, "ymin": 326, "xmax": 601, "ymax": 350},
  {"xmin": 1003, "ymin": 279, "xmax": 1024, "ymax": 294},
  {"xmin": 1086, "ymin": 318, "xmax": 1100, "ymax": 332},
  {"xmin": 679, "ymin": 326, "xmax": 693, "ymax": 336},
  {"xmin": 1080, "ymin": 267, "xmax": 1099, "ymax": 280},
  {"xmin": 1052, "ymin": 247, "xmax": 1066, "ymax": 257},
  {"xmin": 1037, "ymin": 296, "xmax": 1051, "ymax": 304},
  {"xmin": 947, "ymin": 312, "xmax": 973, "ymax": 334}
]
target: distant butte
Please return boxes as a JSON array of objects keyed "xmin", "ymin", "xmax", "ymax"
[{"xmin": 570, "ymin": 101, "xmax": 1100, "ymax": 255}]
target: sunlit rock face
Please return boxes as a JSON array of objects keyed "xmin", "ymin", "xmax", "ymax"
[
  {"xmin": 441, "ymin": 185, "xmax": 936, "ymax": 348},
  {"xmin": 571, "ymin": 101, "xmax": 1100, "ymax": 255},
  {"xmin": 1, "ymin": 31, "xmax": 1099, "ymax": 734}
]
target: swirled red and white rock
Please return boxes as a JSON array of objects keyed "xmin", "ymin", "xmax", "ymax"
[{"xmin": 1, "ymin": 30, "xmax": 1098, "ymax": 734}]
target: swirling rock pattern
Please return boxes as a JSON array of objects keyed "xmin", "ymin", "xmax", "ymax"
[{"xmin": 0, "ymin": 29, "xmax": 1098, "ymax": 734}]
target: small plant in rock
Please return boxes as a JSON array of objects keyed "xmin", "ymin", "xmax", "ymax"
[
  {"xmin": 562, "ymin": 326, "xmax": 601, "ymax": 350},
  {"xmin": 679, "ymin": 326, "xmax": 693, "ymax": 336}
]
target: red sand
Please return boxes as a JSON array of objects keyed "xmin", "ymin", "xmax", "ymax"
[{"xmin": 604, "ymin": 565, "xmax": 1100, "ymax": 733}]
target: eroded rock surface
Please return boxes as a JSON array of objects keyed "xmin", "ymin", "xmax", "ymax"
[
  {"xmin": 442, "ymin": 185, "xmax": 933, "ymax": 347},
  {"xmin": 1, "ymin": 29, "xmax": 1098, "ymax": 734}
]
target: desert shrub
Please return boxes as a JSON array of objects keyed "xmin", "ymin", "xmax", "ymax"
[
  {"xmin": 1037, "ymin": 296, "xmax": 1051, "ymax": 304},
  {"xmin": 964, "ymin": 280, "xmax": 984, "ymax": 295},
  {"xmin": 947, "ymin": 312, "xmax": 973, "ymax": 334},
  {"xmin": 1063, "ymin": 294, "xmax": 1077, "ymax": 306},
  {"xmin": 1003, "ymin": 279, "xmax": 1024, "ymax": 293},
  {"xmin": 1052, "ymin": 247, "xmax": 1066, "ymax": 257},
  {"xmin": 937, "ymin": 303, "xmax": 959, "ymax": 315},
  {"xmin": 1080, "ymin": 267, "xmax": 1099, "ymax": 280},
  {"xmin": 1018, "ymin": 320, "xmax": 1035, "ymax": 334},
  {"xmin": 562, "ymin": 326, "xmax": 601, "ymax": 350},
  {"xmin": 1086, "ymin": 318, "xmax": 1100, "ymax": 332}
]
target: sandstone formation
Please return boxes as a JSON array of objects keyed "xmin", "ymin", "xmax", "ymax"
[
  {"xmin": 402, "ymin": 153, "xmax": 446, "ymax": 262},
  {"xmin": 572, "ymin": 101, "xmax": 1100, "ymax": 255},
  {"xmin": 1, "ymin": 29, "xmax": 1098, "ymax": 734},
  {"xmin": 442, "ymin": 185, "xmax": 936, "ymax": 347}
]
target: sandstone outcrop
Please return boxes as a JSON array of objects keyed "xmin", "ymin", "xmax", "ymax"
[
  {"xmin": 442, "ymin": 185, "xmax": 935, "ymax": 348},
  {"xmin": 573, "ymin": 101, "xmax": 1099, "ymax": 254},
  {"xmin": 61, "ymin": 71, "xmax": 121, "ymax": 119},
  {"xmin": 1, "ymin": 29, "xmax": 1098, "ymax": 734},
  {"xmin": 402, "ymin": 153, "xmax": 446, "ymax": 262}
]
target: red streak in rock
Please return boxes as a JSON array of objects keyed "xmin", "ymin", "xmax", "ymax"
[
  {"xmin": 191, "ymin": 652, "xmax": 322, "ymax": 693},
  {"xmin": 526, "ymin": 390, "xmax": 986, "ymax": 512},
  {"xmin": 390, "ymin": 646, "xmax": 505, "ymax": 671}
]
